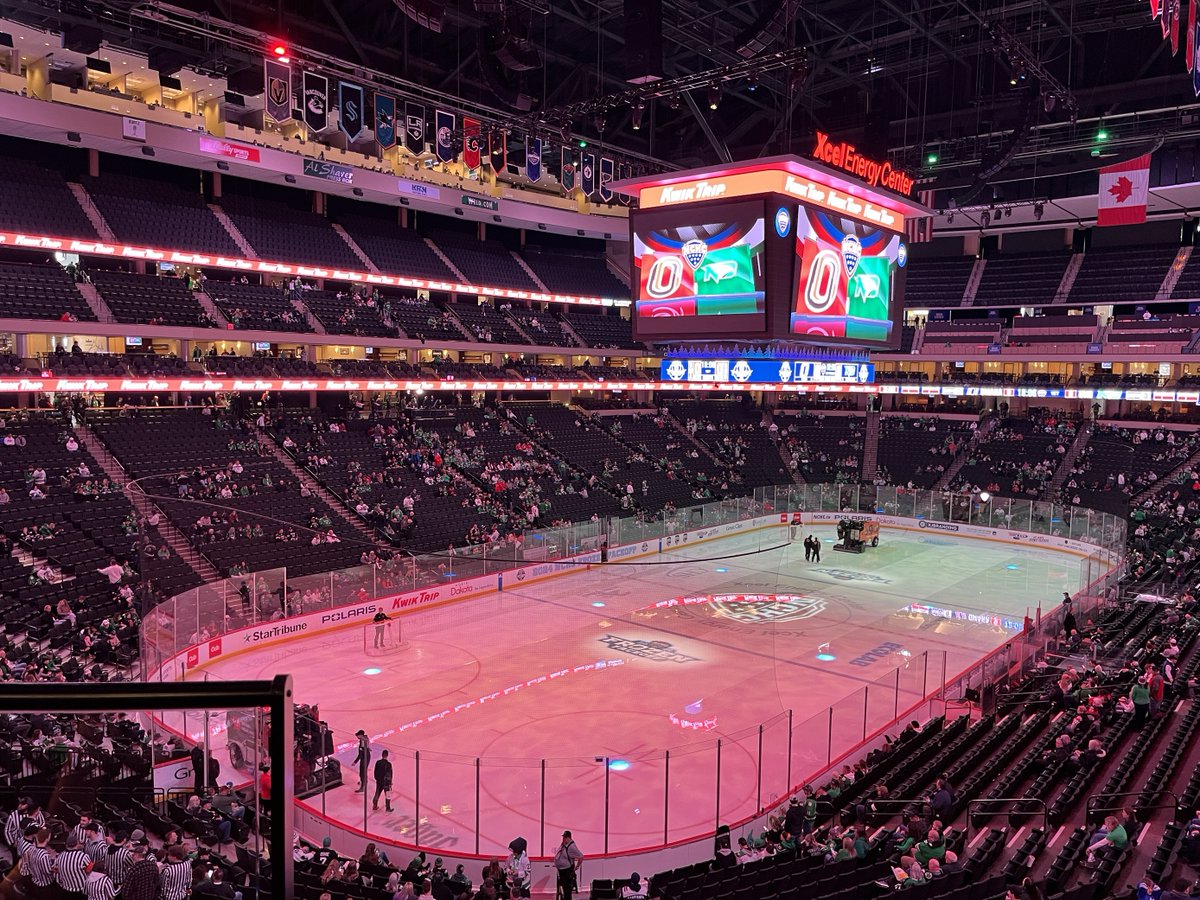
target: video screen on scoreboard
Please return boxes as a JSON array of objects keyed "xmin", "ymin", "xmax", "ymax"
[
  {"xmin": 632, "ymin": 201, "xmax": 767, "ymax": 339},
  {"xmin": 790, "ymin": 204, "xmax": 906, "ymax": 348}
]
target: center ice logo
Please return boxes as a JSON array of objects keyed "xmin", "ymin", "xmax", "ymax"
[
  {"xmin": 599, "ymin": 635, "xmax": 699, "ymax": 663},
  {"xmin": 681, "ymin": 239, "xmax": 708, "ymax": 270},
  {"xmin": 709, "ymin": 595, "xmax": 827, "ymax": 625}
]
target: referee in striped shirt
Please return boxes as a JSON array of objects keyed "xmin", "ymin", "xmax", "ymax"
[
  {"xmin": 82, "ymin": 822, "xmax": 106, "ymax": 865},
  {"xmin": 24, "ymin": 827, "xmax": 56, "ymax": 899},
  {"xmin": 69, "ymin": 813, "xmax": 100, "ymax": 849},
  {"xmin": 102, "ymin": 832, "xmax": 133, "ymax": 890},
  {"xmin": 160, "ymin": 844, "xmax": 194, "ymax": 900},
  {"xmin": 56, "ymin": 833, "xmax": 92, "ymax": 900}
]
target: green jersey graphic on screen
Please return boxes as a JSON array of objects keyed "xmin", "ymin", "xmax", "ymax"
[
  {"xmin": 693, "ymin": 244, "xmax": 756, "ymax": 297},
  {"xmin": 847, "ymin": 256, "xmax": 891, "ymax": 322}
]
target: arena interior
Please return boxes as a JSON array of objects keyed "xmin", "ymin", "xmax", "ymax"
[{"xmin": 2, "ymin": 1, "xmax": 1200, "ymax": 899}]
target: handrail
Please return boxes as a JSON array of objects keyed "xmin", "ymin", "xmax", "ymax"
[
  {"xmin": 1085, "ymin": 790, "xmax": 1181, "ymax": 824},
  {"xmin": 967, "ymin": 797, "xmax": 1048, "ymax": 841}
]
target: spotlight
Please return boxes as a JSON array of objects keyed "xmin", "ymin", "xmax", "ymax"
[
  {"xmin": 271, "ymin": 42, "xmax": 289, "ymax": 63},
  {"xmin": 1096, "ymin": 124, "xmax": 1109, "ymax": 141},
  {"xmin": 947, "ymin": 213, "xmax": 954, "ymax": 224},
  {"xmin": 1005, "ymin": 207, "xmax": 1012, "ymax": 218},
  {"xmin": 666, "ymin": 93, "xmax": 680, "ymax": 110},
  {"xmin": 593, "ymin": 113, "xmax": 606, "ymax": 133},
  {"xmin": 1034, "ymin": 202, "xmax": 1045, "ymax": 220},
  {"xmin": 1043, "ymin": 92, "xmax": 1057, "ymax": 114},
  {"xmin": 747, "ymin": 73, "xmax": 759, "ymax": 92},
  {"xmin": 577, "ymin": 138, "xmax": 588, "ymax": 148},
  {"xmin": 926, "ymin": 151, "xmax": 939, "ymax": 165},
  {"xmin": 631, "ymin": 101, "xmax": 645, "ymax": 131},
  {"xmin": 979, "ymin": 491, "xmax": 991, "ymax": 503},
  {"xmin": 981, "ymin": 210, "xmax": 991, "ymax": 227},
  {"xmin": 707, "ymin": 82, "xmax": 721, "ymax": 110}
]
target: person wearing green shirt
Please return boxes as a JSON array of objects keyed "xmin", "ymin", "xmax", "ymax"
[
  {"xmin": 1131, "ymin": 677, "xmax": 1151, "ymax": 728},
  {"xmin": 1087, "ymin": 815, "xmax": 1128, "ymax": 864}
]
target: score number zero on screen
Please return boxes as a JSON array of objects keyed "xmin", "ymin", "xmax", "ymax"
[
  {"xmin": 634, "ymin": 213, "xmax": 766, "ymax": 322},
  {"xmin": 792, "ymin": 206, "xmax": 905, "ymax": 344}
]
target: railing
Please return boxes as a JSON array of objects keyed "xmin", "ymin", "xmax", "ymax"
[{"xmin": 140, "ymin": 485, "xmax": 1126, "ymax": 859}]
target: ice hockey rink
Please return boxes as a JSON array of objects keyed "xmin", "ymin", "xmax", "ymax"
[{"xmin": 191, "ymin": 523, "xmax": 1102, "ymax": 856}]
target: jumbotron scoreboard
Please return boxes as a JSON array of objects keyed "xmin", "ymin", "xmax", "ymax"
[{"xmin": 612, "ymin": 141, "xmax": 933, "ymax": 351}]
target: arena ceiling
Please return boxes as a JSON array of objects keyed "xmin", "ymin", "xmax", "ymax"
[{"xmin": 4, "ymin": 0, "xmax": 1197, "ymax": 172}]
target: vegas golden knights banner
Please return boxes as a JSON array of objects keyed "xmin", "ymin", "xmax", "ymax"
[{"xmin": 264, "ymin": 59, "xmax": 292, "ymax": 123}]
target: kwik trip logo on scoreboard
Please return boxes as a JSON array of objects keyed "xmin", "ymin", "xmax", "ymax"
[{"xmin": 811, "ymin": 132, "xmax": 915, "ymax": 195}]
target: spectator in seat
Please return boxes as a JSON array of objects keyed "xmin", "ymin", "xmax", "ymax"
[
  {"xmin": 620, "ymin": 873, "xmax": 648, "ymax": 900},
  {"xmin": 1137, "ymin": 877, "xmax": 1200, "ymax": 900},
  {"xmin": 1087, "ymin": 815, "xmax": 1128, "ymax": 864}
]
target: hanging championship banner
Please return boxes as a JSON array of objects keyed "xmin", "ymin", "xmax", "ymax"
[
  {"xmin": 435, "ymin": 109, "xmax": 456, "ymax": 162},
  {"xmin": 1172, "ymin": 0, "xmax": 1183, "ymax": 53},
  {"xmin": 598, "ymin": 157, "xmax": 614, "ymax": 202},
  {"xmin": 374, "ymin": 94, "xmax": 396, "ymax": 148},
  {"xmin": 405, "ymin": 102, "xmax": 426, "ymax": 154},
  {"xmin": 463, "ymin": 117, "xmax": 482, "ymax": 170},
  {"xmin": 264, "ymin": 59, "xmax": 292, "ymax": 123},
  {"xmin": 526, "ymin": 137, "xmax": 542, "ymax": 182},
  {"xmin": 489, "ymin": 128, "xmax": 507, "ymax": 170},
  {"xmin": 560, "ymin": 146, "xmax": 576, "ymax": 193},
  {"xmin": 581, "ymin": 152, "xmax": 596, "ymax": 195},
  {"xmin": 302, "ymin": 71, "xmax": 328, "ymax": 132},
  {"xmin": 339, "ymin": 81, "xmax": 365, "ymax": 141}
]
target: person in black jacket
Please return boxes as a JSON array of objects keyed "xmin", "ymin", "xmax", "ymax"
[
  {"xmin": 373, "ymin": 749, "xmax": 393, "ymax": 812},
  {"xmin": 352, "ymin": 731, "xmax": 370, "ymax": 793}
]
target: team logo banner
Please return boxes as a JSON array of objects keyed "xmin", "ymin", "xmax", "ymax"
[
  {"xmin": 338, "ymin": 81, "xmax": 365, "ymax": 141},
  {"xmin": 526, "ymin": 137, "xmax": 542, "ymax": 182},
  {"xmin": 581, "ymin": 152, "xmax": 596, "ymax": 196},
  {"xmin": 405, "ymin": 102, "xmax": 426, "ymax": 154},
  {"xmin": 489, "ymin": 128, "xmax": 507, "ymax": 169},
  {"xmin": 1188, "ymin": 0, "xmax": 1196, "ymax": 71},
  {"xmin": 263, "ymin": 59, "xmax": 292, "ymax": 123},
  {"xmin": 560, "ymin": 147, "xmax": 576, "ymax": 193},
  {"xmin": 302, "ymin": 72, "xmax": 328, "ymax": 132},
  {"xmin": 618, "ymin": 163, "xmax": 632, "ymax": 205},
  {"xmin": 598, "ymin": 157, "xmax": 614, "ymax": 202},
  {"xmin": 374, "ymin": 94, "xmax": 396, "ymax": 148},
  {"xmin": 463, "ymin": 117, "xmax": 482, "ymax": 169},
  {"xmin": 435, "ymin": 109, "xmax": 455, "ymax": 162}
]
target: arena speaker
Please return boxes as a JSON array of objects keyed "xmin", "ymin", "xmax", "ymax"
[
  {"xmin": 393, "ymin": 0, "xmax": 445, "ymax": 33},
  {"xmin": 734, "ymin": 0, "xmax": 797, "ymax": 59},
  {"xmin": 63, "ymin": 25, "xmax": 102, "ymax": 56},
  {"xmin": 148, "ymin": 47, "xmax": 188, "ymax": 77},
  {"xmin": 624, "ymin": 0, "xmax": 663, "ymax": 84},
  {"xmin": 226, "ymin": 67, "xmax": 263, "ymax": 97}
]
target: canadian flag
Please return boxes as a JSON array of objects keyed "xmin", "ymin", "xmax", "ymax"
[{"xmin": 1097, "ymin": 154, "xmax": 1151, "ymax": 227}]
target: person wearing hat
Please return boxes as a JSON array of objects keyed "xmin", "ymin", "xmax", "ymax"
[
  {"xmin": 119, "ymin": 842, "xmax": 159, "ymax": 900},
  {"xmin": 352, "ymin": 731, "xmax": 371, "ymax": 793},
  {"xmin": 553, "ymin": 831, "xmax": 582, "ymax": 900},
  {"xmin": 620, "ymin": 873, "xmax": 648, "ymax": 900},
  {"xmin": 783, "ymin": 795, "xmax": 805, "ymax": 836},
  {"xmin": 504, "ymin": 838, "xmax": 530, "ymax": 898}
]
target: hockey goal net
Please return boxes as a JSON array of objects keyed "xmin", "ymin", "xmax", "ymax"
[{"xmin": 363, "ymin": 618, "xmax": 406, "ymax": 656}]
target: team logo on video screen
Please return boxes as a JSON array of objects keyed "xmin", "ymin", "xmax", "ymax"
[{"xmin": 775, "ymin": 206, "xmax": 792, "ymax": 237}]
